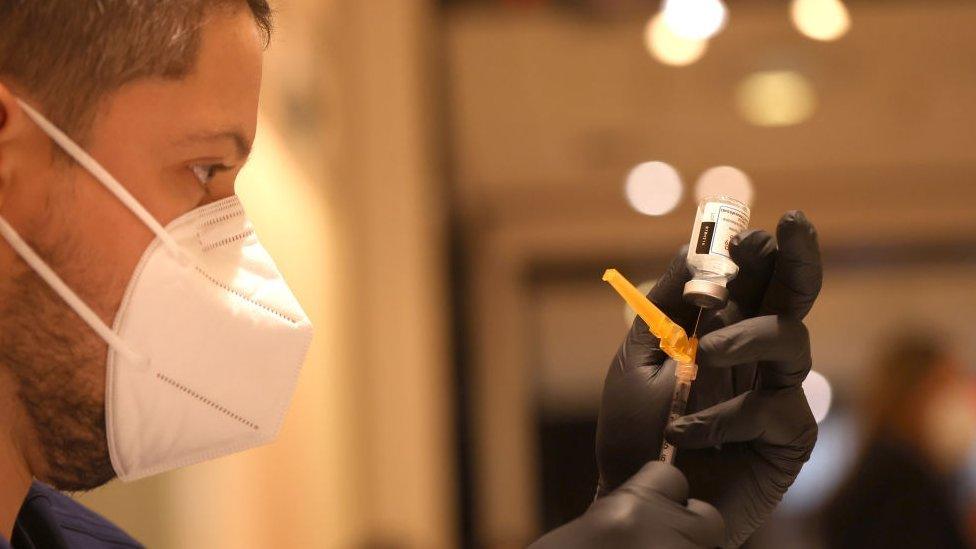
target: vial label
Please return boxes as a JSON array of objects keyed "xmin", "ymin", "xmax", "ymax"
[
  {"xmin": 695, "ymin": 222, "xmax": 716, "ymax": 254},
  {"xmin": 694, "ymin": 201, "xmax": 749, "ymax": 259}
]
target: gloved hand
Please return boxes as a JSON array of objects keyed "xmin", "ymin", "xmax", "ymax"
[
  {"xmin": 596, "ymin": 211, "xmax": 822, "ymax": 547},
  {"xmin": 530, "ymin": 460, "xmax": 725, "ymax": 549}
]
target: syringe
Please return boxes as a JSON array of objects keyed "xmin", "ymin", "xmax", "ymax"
[
  {"xmin": 603, "ymin": 269, "xmax": 699, "ymax": 464},
  {"xmin": 658, "ymin": 355, "xmax": 698, "ymax": 464}
]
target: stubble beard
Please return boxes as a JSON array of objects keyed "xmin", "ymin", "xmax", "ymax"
[{"xmin": 0, "ymin": 267, "xmax": 116, "ymax": 491}]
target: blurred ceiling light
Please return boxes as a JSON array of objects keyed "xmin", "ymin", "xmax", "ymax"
[
  {"xmin": 790, "ymin": 0, "xmax": 851, "ymax": 42},
  {"xmin": 695, "ymin": 166, "xmax": 755, "ymax": 206},
  {"xmin": 803, "ymin": 370, "xmax": 833, "ymax": 423},
  {"xmin": 735, "ymin": 70, "xmax": 817, "ymax": 127},
  {"xmin": 662, "ymin": 0, "xmax": 728, "ymax": 40},
  {"xmin": 645, "ymin": 13, "xmax": 708, "ymax": 67},
  {"xmin": 625, "ymin": 161, "xmax": 684, "ymax": 216}
]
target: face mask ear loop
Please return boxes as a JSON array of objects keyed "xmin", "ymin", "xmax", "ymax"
[
  {"xmin": 15, "ymin": 99, "xmax": 193, "ymax": 268},
  {"xmin": 0, "ymin": 216, "xmax": 149, "ymax": 370}
]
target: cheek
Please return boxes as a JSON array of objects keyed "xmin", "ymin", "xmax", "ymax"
[
  {"xmin": 41, "ymin": 170, "xmax": 157, "ymax": 323},
  {"xmin": 30, "ymin": 150, "xmax": 201, "ymax": 326}
]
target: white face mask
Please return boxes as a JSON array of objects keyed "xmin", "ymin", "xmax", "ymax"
[{"xmin": 0, "ymin": 99, "xmax": 313, "ymax": 481}]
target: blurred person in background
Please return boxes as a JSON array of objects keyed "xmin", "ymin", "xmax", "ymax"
[
  {"xmin": 0, "ymin": 1, "xmax": 824, "ymax": 548},
  {"xmin": 817, "ymin": 328, "xmax": 976, "ymax": 548}
]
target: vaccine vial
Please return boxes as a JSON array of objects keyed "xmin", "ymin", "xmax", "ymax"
[{"xmin": 684, "ymin": 196, "xmax": 751, "ymax": 308}]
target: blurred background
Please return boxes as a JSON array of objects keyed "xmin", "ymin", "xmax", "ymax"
[{"xmin": 74, "ymin": 0, "xmax": 976, "ymax": 547}]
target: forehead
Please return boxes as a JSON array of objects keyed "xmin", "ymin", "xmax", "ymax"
[{"xmin": 90, "ymin": 8, "xmax": 264, "ymax": 153}]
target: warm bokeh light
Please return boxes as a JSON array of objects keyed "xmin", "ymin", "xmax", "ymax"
[
  {"xmin": 791, "ymin": 0, "xmax": 851, "ymax": 41},
  {"xmin": 624, "ymin": 161, "xmax": 684, "ymax": 216},
  {"xmin": 645, "ymin": 13, "xmax": 708, "ymax": 67},
  {"xmin": 662, "ymin": 0, "xmax": 728, "ymax": 40},
  {"xmin": 695, "ymin": 166, "xmax": 755, "ymax": 206},
  {"xmin": 803, "ymin": 370, "xmax": 833, "ymax": 423},
  {"xmin": 735, "ymin": 70, "xmax": 817, "ymax": 127}
]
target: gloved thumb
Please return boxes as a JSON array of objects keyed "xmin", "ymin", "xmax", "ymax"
[
  {"xmin": 665, "ymin": 387, "xmax": 816, "ymax": 451},
  {"xmin": 618, "ymin": 461, "xmax": 726, "ymax": 548}
]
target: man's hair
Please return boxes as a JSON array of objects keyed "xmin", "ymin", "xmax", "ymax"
[{"xmin": 0, "ymin": 1, "xmax": 272, "ymax": 142}]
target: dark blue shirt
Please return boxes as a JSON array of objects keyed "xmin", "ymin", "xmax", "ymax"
[{"xmin": 1, "ymin": 483, "xmax": 142, "ymax": 549}]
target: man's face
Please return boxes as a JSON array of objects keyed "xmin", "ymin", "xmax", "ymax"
[{"xmin": 0, "ymin": 8, "xmax": 263, "ymax": 490}]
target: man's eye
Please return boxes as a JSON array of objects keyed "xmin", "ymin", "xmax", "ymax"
[{"xmin": 190, "ymin": 163, "xmax": 231, "ymax": 186}]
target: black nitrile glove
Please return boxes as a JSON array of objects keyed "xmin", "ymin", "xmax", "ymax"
[
  {"xmin": 531, "ymin": 461, "xmax": 725, "ymax": 549},
  {"xmin": 666, "ymin": 317, "xmax": 817, "ymax": 546},
  {"xmin": 595, "ymin": 211, "xmax": 822, "ymax": 547}
]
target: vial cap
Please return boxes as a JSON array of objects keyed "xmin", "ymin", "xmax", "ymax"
[{"xmin": 683, "ymin": 279, "xmax": 729, "ymax": 309}]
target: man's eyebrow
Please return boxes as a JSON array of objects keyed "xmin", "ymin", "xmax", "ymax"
[{"xmin": 177, "ymin": 130, "xmax": 253, "ymax": 161}]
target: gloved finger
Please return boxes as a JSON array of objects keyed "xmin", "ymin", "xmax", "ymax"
[
  {"xmin": 689, "ymin": 290, "xmax": 756, "ymax": 409},
  {"xmin": 761, "ymin": 211, "xmax": 823, "ymax": 320},
  {"xmin": 685, "ymin": 499, "xmax": 726, "ymax": 548},
  {"xmin": 686, "ymin": 356, "xmax": 736, "ymax": 414},
  {"xmin": 596, "ymin": 361, "xmax": 675, "ymax": 495},
  {"xmin": 666, "ymin": 388, "xmax": 817, "ymax": 548},
  {"xmin": 647, "ymin": 245, "xmax": 700, "ymax": 332},
  {"xmin": 696, "ymin": 297, "xmax": 744, "ymax": 337},
  {"xmin": 665, "ymin": 392, "xmax": 761, "ymax": 449},
  {"xmin": 697, "ymin": 315, "xmax": 811, "ymax": 389},
  {"xmin": 727, "ymin": 229, "xmax": 777, "ymax": 317},
  {"xmin": 609, "ymin": 314, "xmax": 669, "ymax": 377},
  {"xmin": 665, "ymin": 387, "xmax": 817, "ymax": 452},
  {"xmin": 620, "ymin": 460, "xmax": 690, "ymax": 503}
]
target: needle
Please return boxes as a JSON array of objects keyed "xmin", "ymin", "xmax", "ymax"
[{"xmin": 691, "ymin": 306, "xmax": 704, "ymax": 338}]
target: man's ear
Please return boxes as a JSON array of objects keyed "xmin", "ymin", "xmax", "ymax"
[
  {"xmin": 0, "ymin": 80, "xmax": 19, "ymax": 140},
  {"xmin": 0, "ymin": 80, "xmax": 27, "ymax": 210},
  {"xmin": 0, "ymin": 79, "xmax": 28, "ymax": 134},
  {"xmin": 0, "ymin": 94, "xmax": 4, "ymax": 210},
  {"xmin": 0, "ymin": 84, "xmax": 6, "ymax": 210}
]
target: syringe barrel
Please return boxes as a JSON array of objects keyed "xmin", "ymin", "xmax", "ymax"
[{"xmin": 659, "ymin": 374, "xmax": 694, "ymax": 464}]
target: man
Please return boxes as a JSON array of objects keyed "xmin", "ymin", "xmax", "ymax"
[
  {"xmin": 0, "ymin": 2, "xmax": 313, "ymax": 547},
  {"xmin": 0, "ymin": 1, "xmax": 822, "ymax": 547}
]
